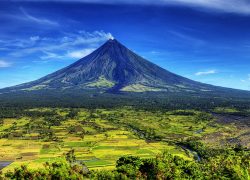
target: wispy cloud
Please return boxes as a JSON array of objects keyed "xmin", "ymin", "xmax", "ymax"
[
  {"xmin": 168, "ymin": 30, "xmax": 205, "ymax": 45},
  {"xmin": 150, "ymin": 51, "xmax": 160, "ymax": 54},
  {"xmin": 240, "ymin": 74, "xmax": 250, "ymax": 83},
  {"xmin": 0, "ymin": 30, "xmax": 114, "ymax": 61},
  {"xmin": 14, "ymin": 0, "xmax": 250, "ymax": 15},
  {"xmin": 67, "ymin": 48, "xmax": 95, "ymax": 58},
  {"xmin": 165, "ymin": 0, "xmax": 250, "ymax": 14},
  {"xmin": 0, "ymin": 60, "xmax": 11, "ymax": 68},
  {"xmin": 195, "ymin": 70, "xmax": 217, "ymax": 76},
  {"xmin": 20, "ymin": 7, "xmax": 58, "ymax": 26},
  {"xmin": 40, "ymin": 51, "xmax": 64, "ymax": 60},
  {"xmin": 30, "ymin": 36, "xmax": 40, "ymax": 41}
]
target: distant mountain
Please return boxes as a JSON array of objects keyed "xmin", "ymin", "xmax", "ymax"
[{"xmin": 1, "ymin": 39, "xmax": 233, "ymax": 94}]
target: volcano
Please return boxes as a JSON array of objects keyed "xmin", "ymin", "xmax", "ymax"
[{"xmin": 2, "ymin": 39, "xmax": 228, "ymax": 94}]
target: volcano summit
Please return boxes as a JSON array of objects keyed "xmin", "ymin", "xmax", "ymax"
[{"xmin": 1, "ymin": 39, "xmax": 231, "ymax": 94}]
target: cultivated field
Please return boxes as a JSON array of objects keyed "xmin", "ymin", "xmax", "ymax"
[{"xmin": 0, "ymin": 107, "xmax": 249, "ymax": 172}]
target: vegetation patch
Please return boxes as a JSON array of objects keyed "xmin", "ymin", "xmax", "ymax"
[{"xmin": 0, "ymin": 107, "xmax": 248, "ymax": 179}]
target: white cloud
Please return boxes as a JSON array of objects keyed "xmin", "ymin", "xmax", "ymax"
[
  {"xmin": 150, "ymin": 51, "xmax": 160, "ymax": 54},
  {"xmin": 30, "ymin": 36, "xmax": 40, "ymax": 41},
  {"xmin": 14, "ymin": 0, "xmax": 250, "ymax": 15},
  {"xmin": 1, "ymin": 30, "xmax": 113, "ymax": 60},
  {"xmin": 40, "ymin": 51, "xmax": 64, "ymax": 60},
  {"xmin": 0, "ymin": 60, "xmax": 11, "ymax": 68},
  {"xmin": 168, "ymin": 30, "xmax": 205, "ymax": 45},
  {"xmin": 164, "ymin": 0, "xmax": 250, "ymax": 14},
  {"xmin": 106, "ymin": 33, "xmax": 114, "ymax": 40},
  {"xmin": 195, "ymin": 70, "xmax": 217, "ymax": 76},
  {"xmin": 240, "ymin": 74, "xmax": 250, "ymax": 83},
  {"xmin": 20, "ymin": 7, "xmax": 58, "ymax": 26},
  {"xmin": 67, "ymin": 48, "xmax": 95, "ymax": 58}
]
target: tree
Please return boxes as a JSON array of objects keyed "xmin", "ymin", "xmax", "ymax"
[
  {"xmin": 66, "ymin": 109, "xmax": 79, "ymax": 119},
  {"xmin": 44, "ymin": 115, "xmax": 64, "ymax": 127},
  {"xmin": 0, "ymin": 118, "xmax": 3, "ymax": 125},
  {"xmin": 11, "ymin": 122, "xmax": 17, "ymax": 130},
  {"xmin": 67, "ymin": 125, "xmax": 83, "ymax": 134},
  {"xmin": 116, "ymin": 156, "xmax": 143, "ymax": 178},
  {"xmin": 66, "ymin": 149, "xmax": 76, "ymax": 164},
  {"xmin": 195, "ymin": 112, "xmax": 213, "ymax": 123},
  {"xmin": 79, "ymin": 130, "xmax": 85, "ymax": 140}
]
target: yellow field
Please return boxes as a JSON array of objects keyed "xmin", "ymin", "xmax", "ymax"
[{"xmin": 0, "ymin": 108, "xmax": 191, "ymax": 172}]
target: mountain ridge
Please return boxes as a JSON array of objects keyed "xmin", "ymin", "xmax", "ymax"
[{"xmin": 0, "ymin": 39, "xmax": 247, "ymax": 94}]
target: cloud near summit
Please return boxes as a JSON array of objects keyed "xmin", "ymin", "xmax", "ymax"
[{"xmin": 1, "ymin": 30, "xmax": 113, "ymax": 61}]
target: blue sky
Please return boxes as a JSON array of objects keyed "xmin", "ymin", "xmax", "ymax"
[{"xmin": 1, "ymin": 0, "xmax": 250, "ymax": 90}]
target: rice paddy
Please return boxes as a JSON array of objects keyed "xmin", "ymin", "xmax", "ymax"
[{"xmin": 0, "ymin": 107, "xmax": 247, "ymax": 172}]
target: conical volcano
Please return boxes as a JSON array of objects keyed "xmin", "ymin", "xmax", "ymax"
[{"xmin": 2, "ymin": 39, "xmax": 228, "ymax": 93}]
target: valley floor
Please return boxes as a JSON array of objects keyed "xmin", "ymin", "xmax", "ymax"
[{"xmin": 0, "ymin": 107, "xmax": 249, "ymax": 174}]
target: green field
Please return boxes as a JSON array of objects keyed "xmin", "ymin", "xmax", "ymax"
[
  {"xmin": 0, "ymin": 108, "xmax": 180, "ymax": 172},
  {"xmin": 0, "ymin": 107, "xmax": 249, "ymax": 175}
]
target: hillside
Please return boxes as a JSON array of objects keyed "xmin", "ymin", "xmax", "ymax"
[{"xmin": 0, "ymin": 39, "xmax": 239, "ymax": 93}]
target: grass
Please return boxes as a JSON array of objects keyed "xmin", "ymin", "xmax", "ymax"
[
  {"xmin": 121, "ymin": 84, "xmax": 163, "ymax": 92},
  {"xmin": 214, "ymin": 107, "xmax": 240, "ymax": 113},
  {"xmin": 86, "ymin": 76, "xmax": 115, "ymax": 88},
  {"xmin": 0, "ymin": 118, "xmax": 178, "ymax": 172},
  {"xmin": 0, "ymin": 107, "xmax": 247, "ymax": 172}
]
